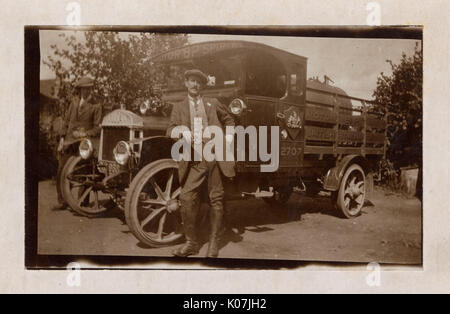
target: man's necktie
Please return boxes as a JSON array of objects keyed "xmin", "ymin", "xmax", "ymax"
[{"xmin": 194, "ymin": 98, "xmax": 199, "ymax": 111}]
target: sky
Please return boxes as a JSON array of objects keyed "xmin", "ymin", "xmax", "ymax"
[{"xmin": 40, "ymin": 30, "xmax": 420, "ymax": 100}]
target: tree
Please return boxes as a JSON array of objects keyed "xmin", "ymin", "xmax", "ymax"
[
  {"xmin": 40, "ymin": 32, "xmax": 188, "ymax": 178},
  {"xmin": 372, "ymin": 43, "xmax": 422, "ymax": 169},
  {"xmin": 44, "ymin": 31, "xmax": 188, "ymax": 113}
]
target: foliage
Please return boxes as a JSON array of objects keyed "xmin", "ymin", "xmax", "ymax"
[
  {"xmin": 40, "ymin": 32, "xmax": 188, "ymax": 178},
  {"xmin": 44, "ymin": 32, "xmax": 188, "ymax": 112},
  {"xmin": 374, "ymin": 158, "xmax": 400, "ymax": 190},
  {"xmin": 372, "ymin": 43, "xmax": 422, "ymax": 180},
  {"xmin": 38, "ymin": 117, "xmax": 59, "ymax": 179}
]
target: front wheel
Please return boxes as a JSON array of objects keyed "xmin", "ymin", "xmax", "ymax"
[
  {"xmin": 125, "ymin": 159, "xmax": 183, "ymax": 247},
  {"xmin": 336, "ymin": 164, "xmax": 366, "ymax": 218},
  {"xmin": 62, "ymin": 156, "xmax": 114, "ymax": 217}
]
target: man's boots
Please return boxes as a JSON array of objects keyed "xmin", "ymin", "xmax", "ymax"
[
  {"xmin": 173, "ymin": 200, "xmax": 199, "ymax": 257},
  {"xmin": 206, "ymin": 203, "xmax": 223, "ymax": 258},
  {"xmin": 221, "ymin": 201, "xmax": 243, "ymax": 243}
]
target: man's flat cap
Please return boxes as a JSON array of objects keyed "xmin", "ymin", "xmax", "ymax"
[
  {"xmin": 184, "ymin": 69, "xmax": 208, "ymax": 85},
  {"xmin": 75, "ymin": 76, "xmax": 94, "ymax": 88}
]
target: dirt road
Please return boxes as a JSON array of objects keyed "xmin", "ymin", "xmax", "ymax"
[{"xmin": 37, "ymin": 180, "xmax": 421, "ymax": 264}]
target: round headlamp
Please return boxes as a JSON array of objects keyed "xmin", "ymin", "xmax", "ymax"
[
  {"xmin": 139, "ymin": 100, "xmax": 150, "ymax": 115},
  {"xmin": 281, "ymin": 129, "xmax": 288, "ymax": 140},
  {"xmin": 113, "ymin": 141, "xmax": 131, "ymax": 166},
  {"xmin": 229, "ymin": 98, "xmax": 246, "ymax": 115},
  {"xmin": 79, "ymin": 138, "xmax": 93, "ymax": 160}
]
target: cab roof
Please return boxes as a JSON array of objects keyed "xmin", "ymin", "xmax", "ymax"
[{"xmin": 151, "ymin": 40, "xmax": 307, "ymax": 64}]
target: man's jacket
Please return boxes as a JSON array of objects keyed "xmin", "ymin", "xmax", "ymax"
[
  {"xmin": 166, "ymin": 96, "xmax": 235, "ymax": 185},
  {"xmin": 61, "ymin": 95, "xmax": 102, "ymax": 145}
]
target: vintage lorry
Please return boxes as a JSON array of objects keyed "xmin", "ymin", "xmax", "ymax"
[{"xmin": 61, "ymin": 40, "xmax": 386, "ymax": 248}]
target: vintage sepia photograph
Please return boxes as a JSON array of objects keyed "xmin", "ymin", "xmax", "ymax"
[{"xmin": 27, "ymin": 27, "xmax": 422, "ymax": 267}]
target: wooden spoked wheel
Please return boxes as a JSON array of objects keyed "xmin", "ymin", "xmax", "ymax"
[
  {"xmin": 336, "ymin": 164, "xmax": 366, "ymax": 218},
  {"xmin": 125, "ymin": 159, "xmax": 183, "ymax": 247},
  {"xmin": 62, "ymin": 156, "xmax": 114, "ymax": 217}
]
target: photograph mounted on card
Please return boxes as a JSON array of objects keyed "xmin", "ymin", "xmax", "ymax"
[{"xmin": 26, "ymin": 26, "xmax": 422, "ymax": 268}]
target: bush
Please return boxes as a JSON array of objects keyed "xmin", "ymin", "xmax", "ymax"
[{"xmin": 372, "ymin": 43, "xmax": 422, "ymax": 187}]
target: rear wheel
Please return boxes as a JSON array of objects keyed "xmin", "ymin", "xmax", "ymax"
[
  {"xmin": 125, "ymin": 159, "xmax": 183, "ymax": 247},
  {"xmin": 62, "ymin": 156, "xmax": 114, "ymax": 217},
  {"xmin": 336, "ymin": 164, "xmax": 366, "ymax": 218}
]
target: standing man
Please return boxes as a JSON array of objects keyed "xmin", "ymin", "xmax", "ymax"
[
  {"xmin": 54, "ymin": 76, "xmax": 102, "ymax": 210},
  {"xmin": 166, "ymin": 69, "xmax": 235, "ymax": 258}
]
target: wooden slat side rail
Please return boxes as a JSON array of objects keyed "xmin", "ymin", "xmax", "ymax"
[
  {"xmin": 305, "ymin": 101, "xmax": 335, "ymax": 109},
  {"xmin": 338, "ymin": 115, "xmax": 365, "ymax": 128},
  {"xmin": 304, "ymin": 145, "xmax": 334, "ymax": 154},
  {"xmin": 305, "ymin": 127, "xmax": 372, "ymax": 144},
  {"xmin": 366, "ymin": 132, "xmax": 385, "ymax": 144},
  {"xmin": 333, "ymin": 95, "xmax": 339, "ymax": 155},
  {"xmin": 306, "ymin": 92, "xmax": 337, "ymax": 107},
  {"xmin": 304, "ymin": 126, "xmax": 335, "ymax": 141},
  {"xmin": 304, "ymin": 107, "xmax": 337, "ymax": 124},
  {"xmin": 337, "ymin": 147, "xmax": 364, "ymax": 155},
  {"xmin": 364, "ymin": 147, "xmax": 385, "ymax": 155},
  {"xmin": 337, "ymin": 130, "xmax": 365, "ymax": 142},
  {"xmin": 304, "ymin": 146, "xmax": 385, "ymax": 155},
  {"xmin": 366, "ymin": 115, "xmax": 387, "ymax": 129}
]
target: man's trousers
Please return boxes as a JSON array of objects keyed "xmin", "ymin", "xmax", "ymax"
[{"xmin": 179, "ymin": 160, "xmax": 224, "ymax": 244}]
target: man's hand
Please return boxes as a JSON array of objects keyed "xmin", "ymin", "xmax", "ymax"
[{"xmin": 57, "ymin": 137, "xmax": 64, "ymax": 152}]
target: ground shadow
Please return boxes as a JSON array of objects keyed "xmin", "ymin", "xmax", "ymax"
[{"xmin": 63, "ymin": 192, "xmax": 368, "ymax": 253}]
